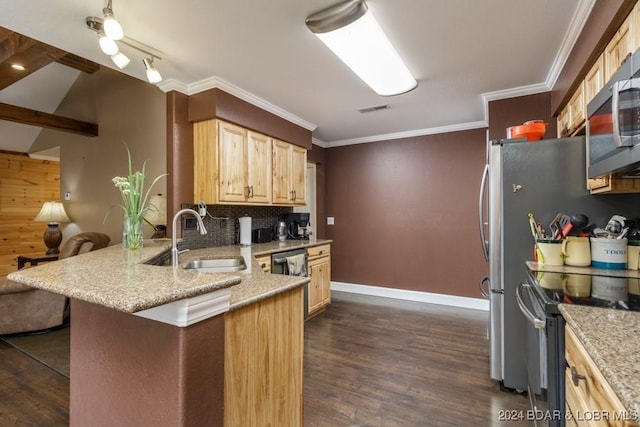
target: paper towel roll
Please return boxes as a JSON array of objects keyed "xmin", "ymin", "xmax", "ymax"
[{"xmin": 239, "ymin": 216, "xmax": 252, "ymax": 246}]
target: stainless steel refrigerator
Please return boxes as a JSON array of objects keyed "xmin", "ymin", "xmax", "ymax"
[{"xmin": 478, "ymin": 136, "xmax": 640, "ymax": 391}]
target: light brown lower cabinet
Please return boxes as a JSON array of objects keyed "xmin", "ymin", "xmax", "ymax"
[
  {"xmin": 565, "ymin": 326, "xmax": 637, "ymax": 426},
  {"xmin": 307, "ymin": 244, "xmax": 331, "ymax": 317},
  {"xmin": 254, "ymin": 254, "xmax": 271, "ymax": 273},
  {"xmin": 224, "ymin": 286, "xmax": 304, "ymax": 426}
]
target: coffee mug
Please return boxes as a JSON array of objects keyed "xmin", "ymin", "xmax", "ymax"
[
  {"xmin": 628, "ymin": 240, "xmax": 640, "ymax": 270},
  {"xmin": 561, "ymin": 237, "xmax": 591, "ymax": 267},
  {"xmin": 536, "ymin": 239, "xmax": 563, "ymax": 266},
  {"xmin": 590, "ymin": 237, "xmax": 627, "ymax": 270}
]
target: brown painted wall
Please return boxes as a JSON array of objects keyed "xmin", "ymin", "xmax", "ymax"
[
  {"xmin": 188, "ymin": 88, "xmax": 312, "ymax": 149},
  {"xmin": 70, "ymin": 300, "xmax": 225, "ymax": 427},
  {"xmin": 324, "ymin": 129, "xmax": 487, "ymax": 298},
  {"xmin": 167, "ymin": 91, "xmax": 193, "ymax": 235},
  {"xmin": 488, "ymin": 92, "xmax": 557, "ymax": 141}
]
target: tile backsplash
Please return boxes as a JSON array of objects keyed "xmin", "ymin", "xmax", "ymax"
[{"xmin": 181, "ymin": 204, "xmax": 292, "ymax": 248}]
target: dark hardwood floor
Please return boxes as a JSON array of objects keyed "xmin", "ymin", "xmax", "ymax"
[
  {"xmin": 0, "ymin": 339, "xmax": 68, "ymax": 426},
  {"xmin": 304, "ymin": 292, "xmax": 534, "ymax": 427},
  {"xmin": 0, "ymin": 291, "xmax": 534, "ymax": 426}
]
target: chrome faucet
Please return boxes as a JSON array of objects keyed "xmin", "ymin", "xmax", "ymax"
[{"xmin": 171, "ymin": 208, "xmax": 207, "ymax": 267}]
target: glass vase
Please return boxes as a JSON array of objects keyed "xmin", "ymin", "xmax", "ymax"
[{"xmin": 123, "ymin": 214, "xmax": 144, "ymax": 250}]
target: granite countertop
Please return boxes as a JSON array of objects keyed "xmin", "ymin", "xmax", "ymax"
[
  {"xmin": 7, "ymin": 239, "xmax": 330, "ymax": 314},
  {"xmin": 559, "ymin": 304, "xmax": 640, "ymax": 418}
]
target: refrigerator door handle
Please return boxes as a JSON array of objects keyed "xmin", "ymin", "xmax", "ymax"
[
  {"xmin": 516, "ymin": 283, "xmax": 546, "ymax": 329},
  {"xmin": 479, "ymin": 276, "xmax": 490, "ymax": 299},
  {"xmin": 479, "ymin": 163, "xmax": 490, "ymax": 262}
]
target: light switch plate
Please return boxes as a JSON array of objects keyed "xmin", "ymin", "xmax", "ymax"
[{"xmin": 327, "ymin": 217, "xmax": 335, "ymax": 225}]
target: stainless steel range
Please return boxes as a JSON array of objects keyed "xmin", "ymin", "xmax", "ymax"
[{"xmin": 518, "ymin": 266, "xmax": 640, "ymax": 427}]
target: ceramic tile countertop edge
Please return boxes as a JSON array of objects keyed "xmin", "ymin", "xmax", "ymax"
[
  {"xmin": 559, "ymin": 304, "xmax": 640, "ymax": 418},
  {"xmin": 7, "ymin": 239, "xmax": 329, "ymax": 314}
]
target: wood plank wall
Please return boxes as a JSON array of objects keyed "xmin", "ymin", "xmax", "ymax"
[{"xmin": 0, "ymin": 152, "xmax": 60, "ymax": 275}]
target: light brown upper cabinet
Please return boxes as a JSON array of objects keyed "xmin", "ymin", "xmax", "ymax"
[
  {"xmin": 584, "ymin": 54, "xmax": 605, "ymax": 103},
  {"xmin": 272, "ymin": 139, "xmax": 306, "ymax": 205},
  {"xmin": 194, "ymin": 119, "xmax": 272, "ymax": 204},
  {"xmin": 604, "ymin": 13, "xmax": 633, "ymax": 81}
]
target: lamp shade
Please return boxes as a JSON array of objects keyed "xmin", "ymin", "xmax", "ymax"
[{"xmin": 34, "ymin": 201, "xmax": 71, "ymax": 224}]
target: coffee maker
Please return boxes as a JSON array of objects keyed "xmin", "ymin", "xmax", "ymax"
[{"xmin": 284, "ymin": 212, "xmax": 310, "ymax": 240}]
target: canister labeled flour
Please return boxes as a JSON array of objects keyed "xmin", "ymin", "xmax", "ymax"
[{"xmin": 590, "ymin": 237, "xmax": 627, "ymax": 270}]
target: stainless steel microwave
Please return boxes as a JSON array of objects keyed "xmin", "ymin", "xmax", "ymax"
[{"xmin": 587, "ymin": 48, "xmax": 640, "ymax": 178}]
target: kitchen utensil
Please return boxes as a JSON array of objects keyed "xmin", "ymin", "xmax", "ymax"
[
  {"xmin": 583, "ymin": 223, "xmax": 599, "ymax": 237},
  {"xmin": 507, "ymin": 120, "xmax": 547, "ymax": 141},
  {"xmin": 605, "ymin": 215, "xmax": 626, "ymax": 235},
  {"xmin": 549, "ymin": 213, "xmax": 571, "ymax": 239},
  {"xmin": 561, "ymin": 213, "xmax": 589, "ymax": 238}
]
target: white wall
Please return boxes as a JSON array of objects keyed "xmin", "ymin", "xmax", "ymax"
[{"xmin": 30, "ymin": 67, "xmax": 167, "ymax": 245}]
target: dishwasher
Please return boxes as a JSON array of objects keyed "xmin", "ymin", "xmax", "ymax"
[{"xmin": 271, "ymin": 248, "xmax": 309, "ymax": 318}]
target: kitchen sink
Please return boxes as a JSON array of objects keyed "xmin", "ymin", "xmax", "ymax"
[{"xmin": 182, "ymin": 256, "xmax": 246, "ymax": 273}]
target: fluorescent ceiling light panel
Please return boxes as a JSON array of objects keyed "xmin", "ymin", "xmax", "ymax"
[{"xmin": 306, "ymin": 0, "xmax": 417, "ymax": 96}]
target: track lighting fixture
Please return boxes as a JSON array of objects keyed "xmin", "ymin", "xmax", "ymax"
[
  {"xmin": 98, "ymin": 31, "xmax": 119, "ymax": 55},
  {"xmin": 143, "ymin": 57, "xmax": 162, "ymax": 84},
  {"xmin": 102, "ymin": 0, "xmax": 124, "ymax": 40},
  {"xmin": 111, "ymin": 52, "xmax": 130, "ymax": 69},
  {"xmin": 85, "ymin": 3, "xmax": 164, "ymax": 85}
]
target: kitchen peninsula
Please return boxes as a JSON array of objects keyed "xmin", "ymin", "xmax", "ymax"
[{"xmin": 7, "ymin": 240, "xmax": 316, "ymax": 427}]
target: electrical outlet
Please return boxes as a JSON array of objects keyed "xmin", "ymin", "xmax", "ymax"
[
  {"xmin": 184, "ymin": 218, "xmax": 198, "ymax": 230},
  {"xmin": 327, "ymin": 217, "xmax": 335, "ymax": 225},
  {"xmin": 64, "ymin": 192, "xmax": 71, "ymax": 200}
]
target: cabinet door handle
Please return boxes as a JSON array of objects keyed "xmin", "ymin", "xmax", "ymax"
[
  {"xmin": 570, "ymin": 366, "xmax": 586, "ymax": 387},
  {"xmin": 245, "ymin": 186, "xmax": 251, "ymax": 197},
  {"xmin": 249, "ymin": 185, "xmax": 254, "ymax": 198}
]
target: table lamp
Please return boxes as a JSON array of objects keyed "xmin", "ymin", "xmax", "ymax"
[
  {"xmin": 145, "ymin": 194, "xmax": 167, "ymax": 238},
  {"xmin": 34, "ymin": 201, "xmax": 71, "ymax": 255}
]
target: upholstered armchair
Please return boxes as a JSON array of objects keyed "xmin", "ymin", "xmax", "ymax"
[{"xmin": 0, "ymin": 232, "xmax": 111, "ymax": 335}]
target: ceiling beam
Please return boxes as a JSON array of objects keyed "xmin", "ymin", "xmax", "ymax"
[
  {"xmin": 0, "ymin": 27, "xmax": 100, "ymax": 90},
  {"xmin": 0, "ymin": 102, "xmax": 98, "ymax": 137},
  {"xmin": 57, "ymin": 52, "xmax": 100, "ymax": 74}
]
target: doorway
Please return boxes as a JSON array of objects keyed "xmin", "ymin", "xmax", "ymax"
[{"xmin": 294, "ymin": 162, "xmax": 317, "ymax": 238}]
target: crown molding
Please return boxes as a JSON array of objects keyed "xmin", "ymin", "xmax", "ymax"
[
  {"xmin": 158, "ymin": 76, "xmax": 317, "ymax": 132},
  {"xmin": 322, "ymin": 120, "xmax": 487, "ymax": 148},
  {"xmin": 545, "ymin": 0, "xmax": 596, "ymax": 89}
]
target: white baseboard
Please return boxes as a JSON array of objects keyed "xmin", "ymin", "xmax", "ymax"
[{"xmin": 331, "ymin": 281, "xmax": 489, "ymax": 311}]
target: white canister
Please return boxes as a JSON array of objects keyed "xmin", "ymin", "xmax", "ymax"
[
  {"xmin": 590, "ymin": 237, "xmax": 627, "ymax": 270},
  {"xmin": 239, "ymin": 216, "xmax": 252, "ymax": 246}
]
